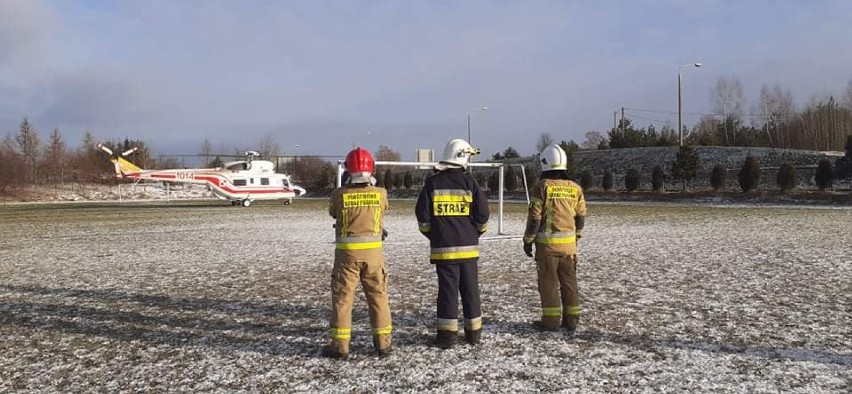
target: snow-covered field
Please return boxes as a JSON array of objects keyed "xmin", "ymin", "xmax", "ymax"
[{"xmin": 1, "ymin": 200, "xmax": 850, "ymax": 393}]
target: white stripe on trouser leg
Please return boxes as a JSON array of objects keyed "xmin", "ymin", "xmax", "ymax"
[{"xmin": 464, "ymin": 317, "xmax": 482, "ymax": 331}]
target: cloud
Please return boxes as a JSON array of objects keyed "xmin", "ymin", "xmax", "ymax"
[
  {"xmin": 1, "ymin": 1, "xmax": 852, "ymax": 158},
  {"xmin": 0, "ymin": 0, "xmax": 55, "ymax": 71}
]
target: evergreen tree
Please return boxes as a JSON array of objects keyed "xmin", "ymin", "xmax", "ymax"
[
  {"xmin": 473, "ymin": 171, "xmax": 487, "ymax": 189},
  {"xmin": 624, "ymin": 167, "xmax": 640, "ymax": 192},
  {"xmin": 602, "ymin": 170, "xmax": 613, "ymax": 191},
  {"xmin": 502, "ymin": 147, "xmax": 521, "ymax": 159},
  {"xmin": 375, "ymin": 170, "xmax": 385, "ymax": 187},
  {"xmin": 579, "ymin": 170, "xmax": 594, "ymax": 190},
  {"xmin": 710, "ymin": 165, "xmax": 727, "ymax": 191},
  {"xmin": 505, "ymin": 166, "xmax": 518, "ymax": 191},
  {"xmin": 393, "ymin": 173, "xmax": 403, "ymax": 189},
  {"xmin": 814, "ymin": 159, "xmax": 834, "ymax": 190},
  {"xmin": 671, "ymin": 145, "xmax": 699, "ymax": 191},
  {"xmin": 524, "ymin": 165, "xmax": 538, "ymax": 189},
  {"xmin": 314, "ymin": 162, "xmax": 337, "ymax": 190},
  {"xmin": 738, "ymin": 156, "xmax": 761, "ymax": 192},
  {"xmin": 487, "ymin": 171, "xmax": 500, "ymax": 192},
  {"xmin": 835, "ymin": 135, "xmax": 852, "ymax": 181},
  {"xmin": 651, "ymin": 166, "xmax": 665, "ymax": 191},
  {"xmin": 403, "ymin": 171, "xmax": 413, "ymax": 189},
  {"xmin": 383, "ymin": 168, "xmax": 394, "ymax": 191},
  {"xmin": 776, "ymin": 163, "xmax": 797, "ymax": 191}
]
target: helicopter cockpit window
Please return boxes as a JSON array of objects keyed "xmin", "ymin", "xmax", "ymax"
[
  {"xmin": 283, "ymin": 179, "xmax": 291, "ymax": 188},
  {"xmin": 225, "ymin": 162, "xmax": 249, "ymax": 172}
]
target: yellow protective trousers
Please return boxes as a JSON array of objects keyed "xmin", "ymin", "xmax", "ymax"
[
  {"xmin": 535, "ymin": 251, "xmax": 580, "ymax": 330},
  {"xmin": 329, "ymin": 248, "xmax": 392, "ymax": 354}
]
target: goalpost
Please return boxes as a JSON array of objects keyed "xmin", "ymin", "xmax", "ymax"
[{"xmin": 336, "ymin": 161, "xmax": 531, "ymax": 235}]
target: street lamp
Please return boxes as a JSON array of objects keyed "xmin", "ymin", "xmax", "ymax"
[
  {"xmin": 292, "ymin": 144, "xmax": 300, "ymax": 177},
  {"xmin": 351, "ymin": 130, "xmax": 372, "ymax": 150},
  {"xmin": 467, "ymin": 106, "xmax": 488, "ymax": 146},
  {"xmin": 678, "ymin": 62, "xmax": 702, "ymax": 146}
]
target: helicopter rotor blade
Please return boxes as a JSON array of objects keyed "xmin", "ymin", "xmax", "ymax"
[
  {"xmin": 121, "ymin": 147, "xmax": 139, "ymax": 157},
  {"xmin": 96, "ymin": 143, "xmax": 114, "ymax": 156}
]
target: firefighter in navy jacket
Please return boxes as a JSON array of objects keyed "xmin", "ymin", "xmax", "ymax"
[{"xmin": 415, "ymin": 139, "xmax": 489, "ymax": 349}]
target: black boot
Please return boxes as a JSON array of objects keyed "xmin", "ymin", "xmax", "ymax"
[
  {"xmin": 465, "ymin": 329, "xmax": 481, "ymax": 345},
  {"xmin": 376, "ymin": 346, "xmax": 393, "ymax": 358},
  {"xmin": 562, "ymin": 316, "xmax": 579, "ymax": 334},
  {"xmin": 436, "ymin": 330, "xmax": 457, "ymax": 349},
  {"xmin": 373, "ymin": 336, "xmax": 393, "ymax": 358},
  {"xmin": 532, "ymin": 320, "xmax": 560, "ymax": 332}
]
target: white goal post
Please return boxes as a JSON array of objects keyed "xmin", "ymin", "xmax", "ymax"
[{"xmin": 336, "ymin": 161, "xmax": 531, "ymax": 235}]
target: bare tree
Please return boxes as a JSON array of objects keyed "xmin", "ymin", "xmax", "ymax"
[
  {"xmin": 843, "ymin": 79, "xmax": 852, "ymax": 109},
  {"xmin": 0, "ymin": 134, "xmax": 22, "ymax": 188},
  {"xmin": 200, "ymin": 138, "xmax": 213, "ymax": 166},
  {"xmin": 712, "ymin": 76, "xmax": 746, "ymax": 144},
  {"xmin": 581, "ymin": 131, "xmax": 605, "ymax": 150},
  {"xmin": 292, "ymin": 155, "xmax": 328, "ymax": 183},
  {"xmin": 42, "ymin": 128, "xmax": 67, "ymax": 183},
  {"xmin": 375, "ymin": 145, "xmax": 401, "ymax": 162},
  {"xmin": 535, "ymin": 132, "xmax": 554, "ymax": 152},
  {"xmin": 70, "ymin": 131, "xmax": 101, "ymax": 183},
  {"xmin": 257, "ymin": 134, "xmax": 281, "ymax": 159},
  {"xmin": 797, "ymin": 95, "xmax": 851, "ymax": 151},
  {"xmin": 15, "ymin": 118, "xmax": 40, "ymax": 183}
]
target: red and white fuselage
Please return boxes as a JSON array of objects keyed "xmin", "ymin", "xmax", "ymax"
[{"xmin": 100, "ymin": 145, "xmax": 306, "ymax": 206}]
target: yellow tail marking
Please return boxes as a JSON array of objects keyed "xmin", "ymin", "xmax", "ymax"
[{"xmin": 114, "ymin": 157, "xmax": 142, "ymax": 174}]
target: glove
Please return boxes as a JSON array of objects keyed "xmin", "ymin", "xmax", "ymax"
[
  {"xmin": 382, "ymin": 229, "xmax": 388, "ymax": 241},
  {"xmin": 523, "ymin": 243, "xmax": 533, "ymax": 258},
  {"xmin": 576, "ymin": 234, "xmax": 582, "ymax": 241}
]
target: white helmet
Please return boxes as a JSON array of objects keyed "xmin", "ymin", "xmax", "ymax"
[
  {"xmin": 436, "ymin": 138, "xmax": 480, "ymax": 170},
  {"xmin": 539, "ymin": 143, "xmax": 568, "ymax": 172}
]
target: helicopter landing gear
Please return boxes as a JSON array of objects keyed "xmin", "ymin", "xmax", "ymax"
[
  {"xmin": 241, "ymin": 199, "xmax": 252, "ymax": 207},
  {"xmin": 284, "ymin": 199, "xmax": 292, "ymax": 205}
]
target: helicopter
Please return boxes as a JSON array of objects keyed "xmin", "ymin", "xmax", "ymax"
[{"xmin": 97, "ymin": 143, "xmax": 307, "ymax": 206}]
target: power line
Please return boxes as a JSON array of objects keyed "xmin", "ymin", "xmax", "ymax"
[
  {"xmin": 623, "ymin": 107, "xmax": 774, "ymax": 117},
  {"xmin": 628, "ymin": 114, "xmax": 670, "ymax": 124}
]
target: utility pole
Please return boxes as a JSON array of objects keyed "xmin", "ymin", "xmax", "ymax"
[
  {"xmin": 613, "ymin": 111, "xmax": 617, "ymax": 130},
  {"xmin": 621, "ymin": 107, "xmax": 625, "ymax": 135}
]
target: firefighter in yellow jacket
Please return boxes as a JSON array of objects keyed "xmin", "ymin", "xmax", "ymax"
[
  {"xmin": 322, "ymin": 147, "xmax": 392, "ymax": 359},
  {"xmin": 523, "ymin": 144, "xmax": 587, "ymax": 333}
]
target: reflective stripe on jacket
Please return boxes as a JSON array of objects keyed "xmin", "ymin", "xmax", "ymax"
[
  {"xmin": 330, "ymin": 184, "xmax": 388, "ymax": 251},
  {"xmin": 415, "ymin": 168, "xmax": 489, "ymax": 263},
  {"xmin": 523, "ymin": 179, "xmax": 586, "ymax": 255}
]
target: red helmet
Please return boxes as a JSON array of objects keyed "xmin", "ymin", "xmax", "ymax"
[{"xmin": 345, "ymin": 147, "xmax": 375, "ymax": 182}]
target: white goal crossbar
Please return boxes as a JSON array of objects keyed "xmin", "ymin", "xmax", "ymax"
[{"xmin": 336, "ymin": 161, "xmax": 514, "ymax": 234}]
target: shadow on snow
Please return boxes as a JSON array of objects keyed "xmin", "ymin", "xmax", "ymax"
[{"xmin": 1, "ymin": 283, "xmax": 850, "ymax": 366}]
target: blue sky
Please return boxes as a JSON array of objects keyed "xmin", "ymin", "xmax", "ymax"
[{"xmin": 1, "ymin": 0, "xmax": 851, "ymax": 159}]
